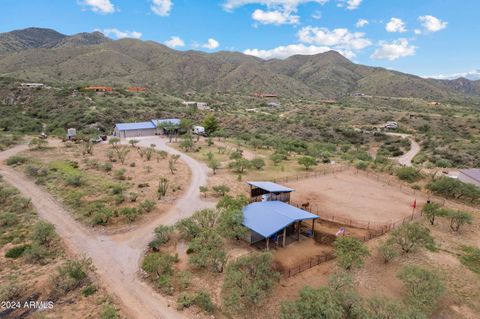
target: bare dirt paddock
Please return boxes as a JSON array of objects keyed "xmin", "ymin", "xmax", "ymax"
[{"xmin": 287, "ymin": 170, "xmax": 428, "ymax": 227}]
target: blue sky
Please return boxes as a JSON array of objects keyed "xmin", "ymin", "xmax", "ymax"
[{"xmin": 1, "ymin": 0, "xmax": 479, "ymax": 79}]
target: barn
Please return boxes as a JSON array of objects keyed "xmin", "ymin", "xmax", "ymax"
[{"xmin": 113, "ymin": 121, "xmax": 157, "ymax": 138}]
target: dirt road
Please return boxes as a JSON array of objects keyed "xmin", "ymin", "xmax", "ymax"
[
  {"xmin": 386, "ymin": 133, "xmax": 420, "ymax": 167},
  {"xmin": 0, "ymin": 137, "xmax": 214, "ymax": 319}
]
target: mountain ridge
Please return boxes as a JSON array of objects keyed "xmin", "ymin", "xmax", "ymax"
[{"xmin": 0, "ymin": 27, "xmax": 477, "ymax": 100}]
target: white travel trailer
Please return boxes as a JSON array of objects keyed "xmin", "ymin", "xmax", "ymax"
[{"xmin": 193, "ymin": 126, "xmax": 206, "ymax": 136}]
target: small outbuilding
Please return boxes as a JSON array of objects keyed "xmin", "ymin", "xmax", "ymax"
[
  {"xmin": 113, "ymin": 121, "xmax": 156, "ymax": 138},
  {"xmin": 243, "ymin": 201, "xmax": 318, "ymax": 249},
  {"xmin": 247, "ymin": 181, "xmax": 294, "ymax": 203}
]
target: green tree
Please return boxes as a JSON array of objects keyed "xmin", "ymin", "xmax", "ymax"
[
  {"xmin": 397, "ymin": 265, "xmax": 445, "ymax": 314},
  {"xmin": 250, "ymin": 158, "xmax": 266, "ymax": 170},
  {"xmin": 31, "ymin": 221, "xmax": 56, "ymax": 247},
  {"xmin": 298, "ymin": 156, "xmax": 317, "ymax": 171},
  {"xmin": 280, "ymin": 286, "xmax": 344, "ymax": 319},
  {"xmin": 445, "ymin": 209, "xmax": 473, "ymax": 232},
  {"xmin": 387, "ymin": 223, "xmax": 435, "ymax": 254},
  {"xmin": 212, "ymin": 184, "xmax": 230, "ymax": 197},
  {"xmin": 378, "ymin": 241, "xmax": 399, "ymax": 264},
  {"xmin": 222, "ymin": 252, "xmax": 279, "ymax": 314},
  {"xmin": 180, "ymin": 135, "xmax": 194, "ymax": 152},
  {"xmin": 188, "ymin": 229, "xmax": 227, "ymax": 273},
  {"xmin": 203, "ymin": 114, "xmax": 219, "ymax": 135},
  {"xmin": 333, "ymin": 236, "xmax": 369, "ymax": 270},
  {"xmin": 208, "ymin": 158, "xmax": 221, "ymax": 174},
  {"xmin": 270, "ymin": 153, "xmax": 285, "ymax": 166},
  {"xmin": 421, "ymin": 202, "xmax": 445, "ymax": 225}
]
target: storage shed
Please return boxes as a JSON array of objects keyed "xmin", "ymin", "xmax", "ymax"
[
  {"xmin": 247, "ymin": 181, "xmax": 294, "ymax": 203},
  {"xmin": 113, "ymin": 122, "xmax": 156, "ymax": 138}
]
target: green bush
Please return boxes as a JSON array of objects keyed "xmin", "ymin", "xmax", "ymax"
[
  {"xmin": 31, "ymin": 221, "xmax": 56, "ymax": 246},
  {"xmin": 24, "ymin": 242, "xmax": 49, "ymax": 264},
  {"xmin": 378, "ymin": 241, "xmax": 399, "ymax": 264},
  {"xmin": 139, "ymin": 200, "xmax": 156, "ymax": 213},
  {"xmin": 396, "ymin": 167, "xmax": 422, "ymax": 183},
  {"xmin": 6, "ymin": 155, "xmax": 28, "ymax": 166},
  {"xmin": 65, "ymin": 174, "xmax": 83, "ymax": 187},
  {"xmin": 5, "ymin": 244, "xmax": 30, "ymax": 258},
  {"xmin": 50, "ymin": 258, "xmax": 92, "ymax": 299},
  {"xmin": 355, "ymin": 160, "xmax": 368, "ymax": 170},
  {"xmin": 387, "ymin": 223, "xmax": 436, "ymax": 254},
  {"xmin": 102, "ymin": 162, "xmax": 113, "ymax": 172},
  {"xmin": 459, "ymin": 246, "xmax": 480, "ymax": 275},
  {"xmin": 0, "ymin": 212, "xmax": 17, "ymax": 227},
  {"xmin": 81, "ymin": 284, "xmax": 97, "ymax": 297},
  {"xmin": 114, "ymin": 169, "xmax": 126, "ymax": 180},
  {"xmin": 333, "ymin": 236, "xmax": 369, "ymax": 270},
  {"xmin": 100, "ymin": 304, "xmax": 119, "ymax": 319},
  {"xmin": 119, "ymin": 207, "xmax": 138, "ymax": 221},
  {"xmin": 92, "ymin": 208, "xmax": 113, "ymax": 225}
]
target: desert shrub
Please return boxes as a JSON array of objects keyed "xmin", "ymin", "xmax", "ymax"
[
  {"xmin": 435, "ymin": 158, "xmax": 452, "ymax": 168},
  {"xmin": 128, "ymin": 192, "xmax": 139, "ymax": 202},
  {"xmin": 110, "ymin": 185, "xmax": 123, "ymax": 195},
  {"xmin": 100, "ymin": 304, "xmax": 119, "ymax": 319},
  {"xmin": 139, "ymin": 199, "xmax": 156, "ymax": 213},
  {"xmin": 212, "ymin": 184, "xmax": 230, "ymax": 197},
  {"xmin": 5, "ymin": 244, "xmax": 30, "ymax": 258},
  {"xmin": 427, "ymin": 177, "xmax": 480, "ymax": 203},
  {"xmin": 149, "ymin": 225, "xmax": 174, "ymax": 251},
  {"xmin": 177, "ymin": 270, "xmax": 192, "ymax": 289},
  {"xmin": 280, "ymin": 286, "xmax": 344, "ymax": 319},
  {"xmin": 298, "ymin": 156, "xmax": 317, "ymax": 171},
  {"xmin": 459, "ymin": 246, "xmax": 480, "ymax": 275},
  {"xmin": 6, "ymin": 155, "xmax": 28, "ymax": 166},
  {"xmin": 397, "ymin": 266, "xmax": 445, "ymax": 314},
  {"xmin": 92, "ymin": 208, "xmax": 113, "ymax": 225},
  {"xmin": 65, "ymin": 174, "xmax": 83, "ymax": 187},
  {"xmin": 222, "ymin": 252, "xmax": 279, "ymax": 314},
  {"xmin": 142, "ymin": 252, "xmax": 178, "ymax": 295},
  {"xmin": 24, "ymin": 242, "xmax": 49, "ymax": 264},
  {"xmin": 31, "ymin": 221, "xmax": 56, "ymax": 247},
  {"xmin": 50, "ymin": 258, "xmax": 92, "ymax": 299},
  {"xmin": 119, "ymin": 207, "xmax": 138, "ymax": 222},
  {"xmin": 114, "ymin": 168, "xmax": 126, "ymax": 180},
  {"xmin": 0, "ymin": 282, "xmax": 25, "ymax": 302},
  {"xmin": 396, "ymin": 167, "xmax": 422, "ymax": 183},
  {"xmin": 0, "ymin": 212, "xmax": 17, "ymax": 227},
  {"xmin": 81, "ymin": 284, "xmax": 97, "ymax": 297},
  {"xmin": 378, "ymin": 241, "xmax": 399, "ymax": 263},
  {"xmin": 114, "ymin": 194, "xmax": 125, "ymax": 205},
  {"xmin": 355, "ymin": 160, "xmax": 368, "ymax": 170},
  {"xmin": 102, "ymin": 162, "xmax": 113, "ymax": 172},
  {"xmin": 177, "ymin": 292, "xmax": 195, "ymax": 310},
  {"xmin": 193, "ymin": 291, "xmax": 214, "ymax": 314},
  {"xmin": 333, "ymin": 236, "xmax": 369, "ymax": 270},
  {"xmin": 387, "ymin": 223, "xmax": 435, "ymax": 254}
]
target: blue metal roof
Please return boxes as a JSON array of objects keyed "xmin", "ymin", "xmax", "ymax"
[
  {"xmin": 152, "ymin": 119, "xmax": 181, "ymax": 127},
  {"xmin": 247, "ymin": 181, "xmax": 294, "ymax": 193},
  {"xmin": 115, "ymin": 121, "xmax": 156, "ymax": 131},
  {"xmin": 243, "ymin": 201, "xmax": 318, "ymax": 238}
]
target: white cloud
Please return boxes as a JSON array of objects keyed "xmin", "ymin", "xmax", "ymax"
[
  {"xmin": 385, "ymin": 17, "xmax": 407, "ymax": 33},
  {"xmin": 418, "ymin": 15, "xmax": 447, "ymax": 32},
  {"xmin": 298, "ymin": 26, "xmax": 371, "ymax": 51},
  {"xmin": 164, "ymin": 36, "xmax": 185, "ymax": 48},
  {"xmin": 202, "ymin": 38, "xmax": 220, "ymax": 50},
  {"xmin": 426, "ymin": 69, "xmax": 480, "ymax": 81},
  {"xmin": 414, "ymin": 29, "xmax": 422, "ymax": 35},
  {"xmin": 356, "ymin": 19, "xmax": 368, "ymax": 28},
  {"xmin": 244, "ymin": 44, "xmax": 354, "ymax": 60},
  {"xmin": 78, "ymin": 0, "xmax": 116, "ymax": 14},
  {"xmin": 223, "ymin": 0, "xmax": 329, "ymax": 12},
  {"xmin": 151, "ymin": 0, "xmax": 173, "ymax": 16},
  {"xmin": 252, "ymin": 9, "xmax": 299, "ymax": 25},
  {"xmin": 100, "ymin": 28, "xmax": 142, "ymax": 39},
  {"xmin": 371, "ymin": 38, "xmax": 416, "ymax": 61},
  {"xmin": 337, "ymin": 0, "xmax": 362, "ymax": 10}
]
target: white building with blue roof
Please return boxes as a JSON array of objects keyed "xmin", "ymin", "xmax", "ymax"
[{"xmin": 113, "ymin": 119, "xmax": 181, "ymax": 138}]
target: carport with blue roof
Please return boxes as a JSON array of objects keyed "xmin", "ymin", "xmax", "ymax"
[{"xmin": 242, "ymin": 200, "xmax": 318, "ymax": 249}]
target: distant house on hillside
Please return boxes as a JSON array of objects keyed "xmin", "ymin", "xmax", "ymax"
[
  {"xmin": 182, "ymin": 101, "xmax": 209, "ymax": 110},
  {"xmin": 253, "ymin": 93, "xmax": 278, "ymax": 98},
  {"xmin": 113, "ymin": 118, "xmax": 181, "ymax": 138},
  {"xmin": 267, "ymin": 102, "xmax": 281, "ymax": 108},
  {"xmin": 458, "ymin": 169, "xmax": 480, "ymax": 188},
  {"xmin": 353, "ymin": 93, "xmax": 366, "ymax": 97},
  {"xmin": 128, "ymin": 87, "xmax": 146, "ymax": 93},
  {"xmin": 83, "ymin": 86, "xmax": 113, "ymax": 92},
  {"xmin": 20, "ymin": 83, "xmax": 44, "ymax": 88}
]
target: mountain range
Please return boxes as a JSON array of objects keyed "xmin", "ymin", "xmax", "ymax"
[{"xmin": 0, "ymin": 27, "xmax": 479, "ymax": 100}]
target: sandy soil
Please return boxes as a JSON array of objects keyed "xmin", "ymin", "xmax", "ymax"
[
  {"xmin": 287, "ymin": 170, "xmax": 427, "ymax": 227},
  {"xmin": 0, "ymin": 136, "xmax": 215, "ymax": 319}
]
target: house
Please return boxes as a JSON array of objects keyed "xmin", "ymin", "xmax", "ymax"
[
  {"xmin": 458, "ymin": 169, "xmax": 480, "ymax": 188},
  {"xmin": 182, "ymin": 101, "xmax": 209, "ymax": 110},
  {"xmin": 193, "ymin": 126, "xmax": 205, "ymax": 135},
  {"xmin": 182, "ymin": 101, "xmax": 197, "ymax": 107},
  {"xmin": 128, "ymin": 87, "xmax": 146, "ymax": 93},
  {"xmin": 83, "ymin": 86, "xmax": 113, "ymax": 92},
  {"xmin": 20, "ymin": 83, "xmax": 45, "ymax": 88},
  {"xmin": 243, "ymin": 201, "xmax": 318, "ymax": 249},
  {"xmin": 113, "ymin": 122, "xmax": 157, "ymax": 138},
  {"xmin": 267, "ymin": 102, "xmax": 281, "ymax": 108}
]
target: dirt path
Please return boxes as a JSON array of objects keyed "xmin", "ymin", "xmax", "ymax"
[
  {"xmin": 386, "ymin": 133, "xmax": 420, "ymax": 167},
  {"xmin": 0, "ymin": 137, "xmax": 214, "ymax": 319}
]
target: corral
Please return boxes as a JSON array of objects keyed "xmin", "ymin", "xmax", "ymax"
[{"xmin": 287, "ymin": 170, "xmax": 427, "ymax": 228}]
